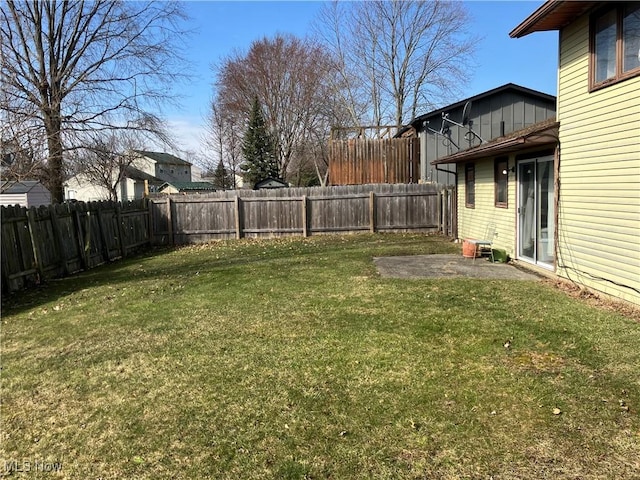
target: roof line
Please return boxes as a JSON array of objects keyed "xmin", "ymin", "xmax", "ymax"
[
  {"xmin": 402, "ymin": 83, "xmax": 556, "ymax": 131},
  {"xmin": 432, "ymin": 119, "xmax": 559, "ymax": 165},
  {"xmin": 509, "ymin": 1, "xmax": 559, "ymax": 38}
]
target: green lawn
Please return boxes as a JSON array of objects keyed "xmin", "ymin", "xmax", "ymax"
[{"xmin": 1, "ymin": 234, "xmax": 639, "ymax": 479}]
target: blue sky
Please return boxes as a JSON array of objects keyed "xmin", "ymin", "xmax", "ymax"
[{"xmin": 168, "ymin": 1, "xmax": 558, "ymax": 156}]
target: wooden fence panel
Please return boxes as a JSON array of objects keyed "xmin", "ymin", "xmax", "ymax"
[
  {"xmin": 1, "ymin": 199, "xmax": 150, "ymax": 293},
  {"xmin": 148, "ymin": 183, "xmax": 453, "ymax": 245},
  {"xmin": 328, "ymin": 138, "xmax": 420, "ymax": 185},
  {"xmin": 1, "ymin": 206, "xmax": 37, "ymax": 291},
  {"xmin": 3, "ymin": 186, "xmax": 456, "ymax": 293},
  {"xmin": 307, "ymin": 195, "xmax": 370, "ymax": 233},
  {"xmin": 163, "ymin": 197, "xmax": 237, "ymax": 244}
]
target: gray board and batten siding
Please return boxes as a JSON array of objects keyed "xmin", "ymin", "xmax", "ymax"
[{"xmin": 402, "ymin": 83, "xmax": 556, "ymax": 185}]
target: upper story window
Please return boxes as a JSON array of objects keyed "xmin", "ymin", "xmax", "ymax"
[
  {"xmin": 591, "ymin": 4, "xmax": 640, "ymax": 90},
  {"xmin": 465, "ymin": 163, "xmax": 475, "ymax": 208}
]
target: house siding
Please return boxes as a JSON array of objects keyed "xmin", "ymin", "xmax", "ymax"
[
  {"xmin": 457, "ymin": 157, "xmax": 517, "ymax": 258},
  {"xmin": 557, "ymin": 15, "xmax": 640, "ymax": 304},
  {"xmin": 0, "ymin": 193, "xmax": 27, "ymax": 207},
  {"xmin": 0, "ymin": 186, "xmax": 50, "ymax": 207},
  {"xmin": 418, "ymin": 86, "xmax": 556, "ymax": 185},
  {"xmin": 66, "ymin": 174, "xmax": 113, "ymax": 202}
]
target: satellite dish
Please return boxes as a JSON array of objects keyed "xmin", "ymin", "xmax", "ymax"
[{"xmin": 462, "ymin": 101, "xmax": 472, "ymax": 126}]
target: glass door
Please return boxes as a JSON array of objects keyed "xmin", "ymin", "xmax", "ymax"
[{"xmin": 517, "ymin": 156, "xmax": 554, "ymax": 267}]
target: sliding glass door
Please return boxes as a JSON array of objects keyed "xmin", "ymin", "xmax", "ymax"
[{"xmin": 517, "ymin": 156, "xmax": 554, "ymax": 267}]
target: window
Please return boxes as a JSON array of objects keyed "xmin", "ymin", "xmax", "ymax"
[
  {"xmin": 465, "ymin": 163, "xmax": 475, "ymax": 208},
  {"xmin": 494, "ymin": 157, "xmax": 508, "ymax": 208},
  {"xmin": 591, "ymin": 4, "xmax": 640, "ymax": 90}
]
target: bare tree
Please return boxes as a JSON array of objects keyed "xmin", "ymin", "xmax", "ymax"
[
  {"xmin": 204, "ymin": 95, "xmax": 243, "ymax": 189},
  {"xmin": 0, "ymin": 0, "xmax": 188, "ymax": 202},
  {"xmin": 315, "ymin": 0, "xmax": 477, "ymax": 129},
  {"xmin": 1, "ymin": 120, "xmax": 47, "ymax": 182},
  {"xmin": 70, "ymin": 130, "xmax": 146, "ymax": 202},
  {"xmin": 213, "ymin": 34, "xmax": 348, "ymax": 185}
]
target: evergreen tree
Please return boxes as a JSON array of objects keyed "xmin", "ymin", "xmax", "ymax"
[
  {"xmin": 212, "ymin": 160, "xmax": 233, "ymax": 189},
  {"xmin": 241, "ymin": 97, "xmax": 279, "ymax": 186}
]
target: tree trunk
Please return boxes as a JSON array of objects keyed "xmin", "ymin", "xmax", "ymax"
[{"xmin": 44, "ymin": 117, "xmax": 65, "ymax": 204}]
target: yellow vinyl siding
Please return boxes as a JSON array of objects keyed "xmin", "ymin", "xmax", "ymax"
[
  {"xmin": 557, "ymin": 14, "xmax": 640, "ymax": 304},
  {"xmin": 457, "ymin": 158, "xmax": 516, "ymax": 257}
]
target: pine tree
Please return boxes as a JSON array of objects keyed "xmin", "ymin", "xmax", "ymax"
[
  {"xmin": 241, "ymin": 97, "xmax": 279, "ymax": 186},
  {"xmin": 212, "ymin": 161, "xmax": 233, "ymax": 189}
]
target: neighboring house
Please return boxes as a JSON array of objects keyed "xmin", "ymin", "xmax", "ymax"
[
  {"xmin": 0, "ymin": 180, "xmax": 51, "ymax": 207},
  {"xmin": 158, "ymin": 181, "xmax": 216, "ymax": 194},
  {"xmin": 65, "ymin": 150, "xmax": 195, "ymax": 202},
  {"xmin": 135, "ymin": 151, "xmax": 192, "ymax": 184},
  {"xmin": 433, "ymin": 1, "xmax": 640, "ymax": 305},
  {"xmin": 398, "ymin": 83, "xmax": 556, "ymax": 185}
]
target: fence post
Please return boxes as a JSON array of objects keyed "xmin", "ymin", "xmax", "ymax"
[
  {"xmin": 147, "ymin": 198, "xmax": 155, "ymax": 246},
  {"xmin": 95, "ymin": 203, "xmax": 111, "ymax": 262},
  {"xmin": 301, "ymin": 195, "xmax": 308, "ymax": 237},
  {"xmin": 48, "ymin": 204, "xmax": 69, "ymax": 275},
  {"xmin": 165, "ymin": 196, "xmax": 174, "ymax": 246},
  {"xmin": 234, "ymin": 195, "xmax": 242, "ymax": 239},
  {"xmin": 368, "ymin": 191, "xmax": 376, "ymax": 233},
  {"xmin": 26, "ymin": 207, "xmax": 44, "ymax": 280},
  {"xmin": 115, "ymin": 202, "xmax": 127, "ymax": 258},
  {"xmin": 73, "ymin": 204, "xmax": 88, "ymax": 270}
]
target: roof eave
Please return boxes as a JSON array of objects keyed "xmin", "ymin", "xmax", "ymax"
[
  {"xmin": 510, "ymin": 1, "xmax": 600, "ymax": 38},
  {"xmin": 509, "ymin": 0, "xmax": 560, "ymax": 38},
  {"xmin": 432, "ymin": 121, "xmax": 559, "ymax": 165}
]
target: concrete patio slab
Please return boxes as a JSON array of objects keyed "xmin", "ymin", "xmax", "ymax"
[{"xmin": 373, "ymin": 254, "xmax": 540, "ymax": 280}]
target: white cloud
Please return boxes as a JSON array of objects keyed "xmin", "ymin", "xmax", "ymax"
[{"xmin": 165, "ymin": 117, "xmax": 208, "ymax": 157}]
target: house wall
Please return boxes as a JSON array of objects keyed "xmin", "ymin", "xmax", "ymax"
[
  {"xmin": 457, "ymin": 157, "xmax": 517, "ymax": 258},
  {"xmin": 0, "ymin": 193, "xmax": 28, "ymax": 207},
  {"xmin": 65, "ymin": 175, "xmax": 112, "ymax": 202},
  {"xmin": 423, "ymin": 92, "xmax": 555, "ymax": 185},
  {"xmin": 25, "ymin": 185, "xmax": 52, "ymax": 207},
  {"xmin": 155, "ymin": 163, "xmax": 191, "ymax": 183},
  {"xmin": 66, "ymin": 174, "xmax": 143, "ymax": 202},
  {"xmin": 557, "ymin": 14, "xmax": 640, "ymax": 304},
  {"xmin": 134, "ymin": 156, "xmax": 156, "ymax": 176}
]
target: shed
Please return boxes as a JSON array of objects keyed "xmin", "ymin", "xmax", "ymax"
[
  {"xmin": 0, "ymin": 181, "xmax": 51, "ymax": 207},
  {"xmin": 254, "ymin": 178, "xmax": 288, "ymax": 189},
  {"xmin": 158, "ymin": 181, "xmax": 216, "ymax": 194}
]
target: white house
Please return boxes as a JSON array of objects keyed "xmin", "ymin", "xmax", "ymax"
[{"xmin": 65, "ymin": 150, "xmax": 195, "ymax": 202}]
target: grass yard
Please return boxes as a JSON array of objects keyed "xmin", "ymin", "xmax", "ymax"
[{"xmin": 1, "ymin": 233, "xmax": 639, "ymax": 479}]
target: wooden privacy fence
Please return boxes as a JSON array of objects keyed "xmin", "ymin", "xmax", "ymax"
[
  {"xmin": 2, "ymin": 185, "xmax": 456, "ymax": 293},
  {"xmin": 1, "ymin": 199, "xmax": 150, "ymax": 293},
  {"xmin": 328, "ymin": 137, "xmax": 420, "ymax": 185},
  {"xmin": 150, "ymin": 184, "xmax": 455, "ymax": 245}
]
